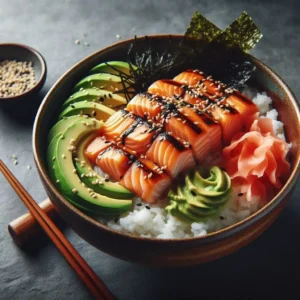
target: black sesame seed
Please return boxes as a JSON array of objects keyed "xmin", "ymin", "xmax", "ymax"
[
  {"xmin": 145, "ymin": 205, "xmax": 150, "ymax": 210},
  {"xmin": 219, "ymin": 216, "xmax": 225, "ymax": 220},
  {"xmin": 105, "ymin": 178, "xmax": 109, "ymax": 182},
  {"xmin": 108, "ymin": 94, "xmax": 112, "ymax": 98},
  {"xmin": 99, "ymin": 97, "xmax": 104, "ymax": 102},
  {"xmin": 238, "ymin": 193, "xmax": 244, "ymax": 196},
  {"xmin": 136, "ymin": 203, "xmax": 142, "ymax": 206}
]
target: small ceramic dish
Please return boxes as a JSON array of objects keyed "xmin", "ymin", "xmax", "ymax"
[
  {"xmin": 33, "ymin": 35, "xmax": 300, "ymax": 266},
  {"xmin": 0, "ymin": 43, "xmax": 47, "ymax": 103}
]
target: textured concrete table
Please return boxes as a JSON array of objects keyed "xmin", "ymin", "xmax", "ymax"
[{"xmin": 0, "ymin": 0, "xmax": 299, "ymax": 299}]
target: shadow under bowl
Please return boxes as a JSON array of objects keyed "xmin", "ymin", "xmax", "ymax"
[
  {"xmin": 0, "ymin": 43, "xmax": 47, "ymax": 105},
  {"xmin": 33, "ymin": 35, "xmax": 300, "ymax": 267}
]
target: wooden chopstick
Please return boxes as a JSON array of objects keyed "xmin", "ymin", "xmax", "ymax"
[{"xmin": 0, "ymin": 160, "xmax": 114, "ymax": 300}]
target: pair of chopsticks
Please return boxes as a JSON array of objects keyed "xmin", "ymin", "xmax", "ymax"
[{"xmin": 0, "ymin": 160, "xmax": 114, "ymax": 300}]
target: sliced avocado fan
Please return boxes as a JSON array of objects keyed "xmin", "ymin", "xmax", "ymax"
[
  {"xmin": 72, "ymin": 73, "xmax": 133, "ymax": 99},
  {"xmin": 58, "ymin": 101, "xmax": 115, "ymax": 121},
  {"xmin": 89, "ymin": 61, "xmax": 136, "ymax": 76},
  {"xmin": 63, "ymin": 88, "xmax": 127, "ymax": 110},
  {"xmin": 48, "ymin": 115, "xmax": 83, "ymax": 143}
]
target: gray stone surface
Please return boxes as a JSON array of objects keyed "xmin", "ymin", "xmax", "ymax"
[{"xmin": 0, "ymin": 0, "xmax": 299, "ymax": 299}]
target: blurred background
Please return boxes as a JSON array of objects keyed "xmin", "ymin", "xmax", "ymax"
[{"xmin": 0, "ymin": 0, "xmax": 299, "ymax": 299}]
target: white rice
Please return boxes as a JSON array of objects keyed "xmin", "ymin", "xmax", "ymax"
[{"xmin": 98, "ymin": 88, "xmax": 287, "ymax": 239}]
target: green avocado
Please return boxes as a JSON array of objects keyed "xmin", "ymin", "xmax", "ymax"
[
  {"xmin": 89, "ymin": 61, "xmax": 135, "ymax": 76},
  {"xmin": 47, "ymin": 133, "xmax": 104, "ymax": 216},
  {"xmin": 58, "ymin": 101, "xmax": 115, "ymax": 121},
  {"xmin": 72, "ymin": 73, "xmax": 133, "ymax": 98},
  {"xmin": 166, "ymin": 167, "xmax": 232, "ymax": 223},
  {"xmin": 48, "ymin": 115, "xmax": 83, "ymax": 142},
  {"xmin": 48, "ymin": 119, "xmax": 132, "ymax": 215},
  {"xmin": 63, "ymin": 88, "xmax": 127, "ymax": 110},
  {"xmin": 75, "ymin": 133, "xmax": 134, "ymax": 199}
]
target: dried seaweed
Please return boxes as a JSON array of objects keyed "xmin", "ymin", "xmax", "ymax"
[
  {"xmin": 185, "ymin": 12, "xmax": 222, "ymax": 43},
  {"xmin": 113, "ymin": 11, "xmax": 263, "ymax": 100},
  {"xmin": 217, "ymin": 11, "xmax": 263, "ymax": 52}
]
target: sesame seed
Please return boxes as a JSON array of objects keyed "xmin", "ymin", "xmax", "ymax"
[
  {"xmin": 72, "ymin": 188, "xmax": 77, "ymax": 193},
  {"xmin": 238, "ymin": 193, "xmax": 244, "ymax": 196},
  {"xmin": 52, "ymin": 156, "xmax": 56, "ymax": 161},
  {"xmin": 75, "ymin": 40, "xmax": 80, "ymax": 44},
  {"xmin": 72, "ymin": 169, "xmax": 77, "ymax": 174},
  {"xmin": 62, "ymin": 154, "xmax": 66, "ymax": 159},
  {"xmin": 56, "ymin": 179, "xmax": 60, "ymax": 183}
]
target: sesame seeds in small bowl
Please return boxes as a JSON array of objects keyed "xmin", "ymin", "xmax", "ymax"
[{"xmin": 0, "ymin": 43, "xmax": 47, "ymax": 104}]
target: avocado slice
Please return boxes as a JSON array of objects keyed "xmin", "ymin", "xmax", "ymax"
[
  {"xmin": 75, "ymin": 133, "xmax": 133, "ymax": 199},
  {"xmin": 89, "ymin": 61, "xmax": 135, "ymax": 76},
  {"xmin": 58, "ymin": 101, "xmax": 115, "ymax": 121},
  {"xmin": 47, "ymin": 133, "xmax": 103, "ymax": 216},
  {"xmin": 48, "ymin": 115, "xmax": 83, "ymax": 142},
  {"xmin": 63, "ymin": 88, "xmax": 127, "ymax": 110},
  {"xmin": 72, "ymin": 73, "xmax": 133, "ymax": 98},
  {"xmin": 53, "ymin": 119, "xmax": 132, "ymax": 214}
]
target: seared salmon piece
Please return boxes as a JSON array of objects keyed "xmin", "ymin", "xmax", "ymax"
[
  {"xmin": 146, "ymin": 132, "xmax": 195, "ymax": 178},
  {"xmin": 100, "ymin": 110, "xmax": 135, "ymax": 141},
  {"xmin": 85, "ymin": 136, "xmax": 112, "ymax": 164},
  {"xmin": 121, "ymin": 158, "xmax": 171, "ymax": 203},
  {"xmin": 96, "ymin": 146, "xmax": 131, "ymax": 182}
]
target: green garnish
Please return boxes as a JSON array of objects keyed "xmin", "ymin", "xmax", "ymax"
[
  {"xmin": 106, "ymin": 11, "xmax": 263, "ymax": 101},
  {"xmin": 185, "ymin": 11, "xmax": 222, "ymax": 43}
]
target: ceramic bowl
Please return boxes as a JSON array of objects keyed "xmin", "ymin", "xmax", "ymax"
[
  {"xmin": 33, "ymin": 35, "xmax": 300, "ymax": 266},
  {"xmin": 0, "ymin": 43, "xmax": 47, "ymax": 103}
]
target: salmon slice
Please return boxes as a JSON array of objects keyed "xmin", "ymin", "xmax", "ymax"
[
  {"xmin": 179, "ymin": 106, "xmax": 222, "ymax": 152},
  {"xmin": 85, "ymin": 136, "xmax": 112, "ymax": 164},
  {"xmin": 175, "ymin": 70, "xmax": 258, "ymax": 123},
  {"xmin": 225, "ymin": 91, "xmax": 258, "ymax": 121},
  {"xmin": 183, "ymin": 93, "xmax": 244, "ymax": 145},
  {"xmin": 146, "ymin": 132, "xmax": 195, "ymax": 178},
  {"xmin": 96, "ymin": 146, "xmax": 131, "ymax": 182},
  {"xmin": 127, "ymin": 93, "xmax": 163, "ymax": 120},
  {"xmin": 120, "ymin": 118, "xmax": 157, "ymax": 155},
  {"xmin": 148, "ymin": 80, "xmax": 185, "ymax": 98},
  {"xmin": 120, "ymin": 158, "xmax": 171, "ymax": 203},
  {"xmin": 163, "ymin": 109, "xmax": 210, "ymax": 163},
  {"xmin": 101, "ymin": 109, "xmax": 135, "ymax": 141},
  {"xmin": 173, "ymin": 69, "xmax": 205, "ymax": 86}
]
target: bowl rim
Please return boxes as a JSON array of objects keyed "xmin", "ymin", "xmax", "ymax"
[
  {"xmin": 0, "ymin": 43, "xmax": 47, "ymax": 101},
  {"xmin": 33, "ymin": 34, "xmax": 300, "ymax": 244}
]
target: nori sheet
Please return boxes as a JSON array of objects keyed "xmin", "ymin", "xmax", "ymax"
[{"xmin": 126, "ymin": 11, "xmax": 263, "ymax": 95}]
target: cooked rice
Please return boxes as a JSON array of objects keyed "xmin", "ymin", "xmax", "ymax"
[{"xmin": 97, "ymin": 88, "xmax": 287, "ymax": 239}]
